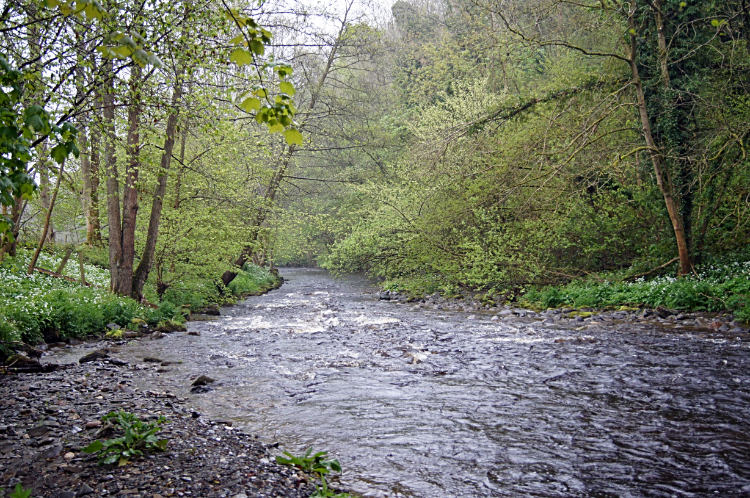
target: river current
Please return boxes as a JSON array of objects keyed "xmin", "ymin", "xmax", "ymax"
[{"xmin": 59, "ymin": 268, "xmax": 750, "ymax": 497}]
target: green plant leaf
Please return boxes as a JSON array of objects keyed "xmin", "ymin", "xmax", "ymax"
[
  {"xmin": 230, "ymin": 48, "xmax": 253, "ymax": 66},
  {"xmin": 50, "ymin": 144, "xmax": 68, "ymax": 164},
  {"xmin": 279, "ymin": 81, "xmax": 295, "ymax": 96},
  {"xmin": 82, "ymin": 440, "xmax": 104, "ymax": 453},
  {"xmin": 284, "ymin": 128, "xmax": 303, "ymax": 146},
  {"xmin": 250, "ymin": 40, "xmax": 265, "ymax": 55},
  {"xmin": 240, "ymin": 97, "xmax": 261, "ymax": 112}
]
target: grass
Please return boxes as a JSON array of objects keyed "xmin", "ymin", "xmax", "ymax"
[{"xmin": 523, "ymin": 260, "xmax": 750, "ymax": 322}]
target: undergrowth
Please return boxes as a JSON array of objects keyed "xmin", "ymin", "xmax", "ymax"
[
  {"xmin": 524, "ymin": 261, "xmax": 750, "ymax": 322},
  {"xmin": 0, "ymin": 247, "xmax": 280, "ymax": 349}
]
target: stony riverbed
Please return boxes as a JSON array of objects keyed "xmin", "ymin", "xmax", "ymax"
[{"xmin": 8, "ymin": 267, "xmax": 750, "ymax": 497}]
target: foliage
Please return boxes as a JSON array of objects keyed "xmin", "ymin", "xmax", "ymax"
[
  {"xmin": 524, "ymin": 260, "xmax": 750, "ymax": 322},
  {"xmin": 0, "ymin": 249, "xmax": 180, "ymax": 344},
  {"xmin": 276, "ymin": 448, "xmax": 352, "ymax": 498},
  {"xmin": 81, "ymin": 411, "xmax": 168, "ymax": 466},
  {"xmin": 0, "ymin": 54, "xmax": 78, "ymax": 243},
  {"xmin": 228, "ymin": 263, "xmax": 278, "ymax": 295},
  {"xmin": 314, "ymin": 0, "xmax": 750, "ymax": 317}
]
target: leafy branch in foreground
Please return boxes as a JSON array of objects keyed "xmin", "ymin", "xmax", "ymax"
[
  {"xmin": 82, "ymin": 411, "xmax": 168, "ymax": 466},
  {"xmin": 276, "ymin": 448, "xmax": 353, "ymax": 498}
]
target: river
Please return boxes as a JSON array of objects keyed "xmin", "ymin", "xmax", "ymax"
[{"xmin": 56, "ymin": 268, "xmax": 750, "ymax": 497}]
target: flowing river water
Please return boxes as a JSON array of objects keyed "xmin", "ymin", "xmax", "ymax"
[{"xmin": 56, "ymin": 268, "xmax": 750, "ymax": 497}]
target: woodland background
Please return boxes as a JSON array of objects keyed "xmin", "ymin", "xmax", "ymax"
[{"xmin": 2, "ymin": 0, "xmax": 750, "ymax": 343}]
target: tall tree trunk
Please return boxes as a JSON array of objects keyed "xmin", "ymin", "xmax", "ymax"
[
  {"xmin": 172, "ymin": 122, "xmax": 188, "ymax": 210},
  {"xmin": 654, "ymin": 0, "xmax": 670, "ymax": 90},
  {"xmin": 103, "ymin": 59, "xmax": 123, "ymax": 293},
  {"xmin": 628, "ymin": 0, "xmax": 691, "ymax": 276},
  {"xmin": 132, "ymin": 72, "xmax": 184, "ymax": 300},
  {"xmin": 114, "ymin": 64, "xmax": 143, "ymax": 296},
  {"xmin": 77, "ymin": 66, "xmax": 102, "ymax": 245},
  {"xmin": 0, "ymin": 198, "xmax": 26, "ymax": 258},
  {"xmin": 89, "ymin": 104, "xmax": 102, "ymax": 244}
]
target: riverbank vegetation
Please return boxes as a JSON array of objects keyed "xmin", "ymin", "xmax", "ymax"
[
  {"xmin": 0, "ymin": 245, "xmax": 278, "ymax": 351},
  {"xmin": 2, "ymin": 0, "xmax": 749, "ymax": 341}
]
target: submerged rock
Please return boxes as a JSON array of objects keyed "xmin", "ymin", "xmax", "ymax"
[
  {"xmin": 192, "ymin": 375, "xmax": 216, "ymax": 386},
  {"xmin": 78, "ymin": 350, "xmax": 109, "ymax": 364}
]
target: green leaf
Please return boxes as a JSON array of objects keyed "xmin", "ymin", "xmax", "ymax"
[
  {"xmin": 269, "ymin": 123, "xmax": 284, "ymax": 134},
  {"xmin": 82, "ymin": 440, "xmax": 104, "ymax": 453},
  {"xmin": 279, "ymin": 81, "xmax": 295, "ymax": 96},
  {"xmin": 230, "ymin": 48, "xmax": 253, "ymax": 66},
  {"xmin": 240, "ymin": 97, "xmax": 261, "ymax": 112},
  {"xmin": 132, "ymin": 49, "xmax": 149, "ymax": 67},
  {"xmin": 250, "ymin": 40, "xmax": 265, "ymax": 56},
  {"xmin": 10, "ymin": 483, "xmax": 32, "ymax": 498},
  {"xmin": 284, "ymin": 128, "xmax": 303, "ymax": 146},
  {"xmin": 229, "ymin": 35, "xmax": 245, "ymax": 45},
  {"xmin": 111, "ymin": 45, "xmax": 133, "ymax": 58},
  {"xmin": 50, "ymin": 144, "xmax": 68, "ymax": 164},
  {"xmin": 146, "ymin": 54, "xmax": 163, "ymax": 67},
  {"xmin": 24, "ymin": 114, "xmax": 45, "ymax": 133}
]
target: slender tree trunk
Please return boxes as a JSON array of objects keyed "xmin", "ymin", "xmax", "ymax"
[
  {"xmin": 103, "ymin": 60, "xmax": 123, "ymax": 293},
  {"xmin": 89, "ymin": 107, "xmax": 102, "ymax": 244},
  {"xmin": 0, "ymin": 198, "xmax": 25, "ymax": 258},
  {"xmin": 654, "ymin": 0, "xmax": 671, "ymax": 90},
  {"xmin": 132, "ymin": 72, "xmax": 184, "ymax": 300},
  {"xmin": 628, "ymin": 0, "xmax": 691, "ymax": 276},
  {"xmin": 38, "ymin": 142, "xmax": 56, "ymax": 244},
  {"xmin": 79, "ymin": 121, "xmax": 94, "ymax": 242},
  {"xmin": 172, "ymin": 123, "xmax": 188, "ymax": 210},
  {"xmin": 28, "ymin": 161, "xmax": 64, "ymax": 274}
]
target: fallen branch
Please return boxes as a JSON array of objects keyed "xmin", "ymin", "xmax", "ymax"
[
  {"xmin": 623, "ymin": 258, "xmax": 679, "ymax": 282},
  {"xmin": 32, "ymin": 267, "xmax": 159, "ymax": 308}
]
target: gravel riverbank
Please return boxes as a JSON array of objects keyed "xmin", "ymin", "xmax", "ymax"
[{"xmin": 0, "ymin": 355, "xmax": 321, "ymax": 498}]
